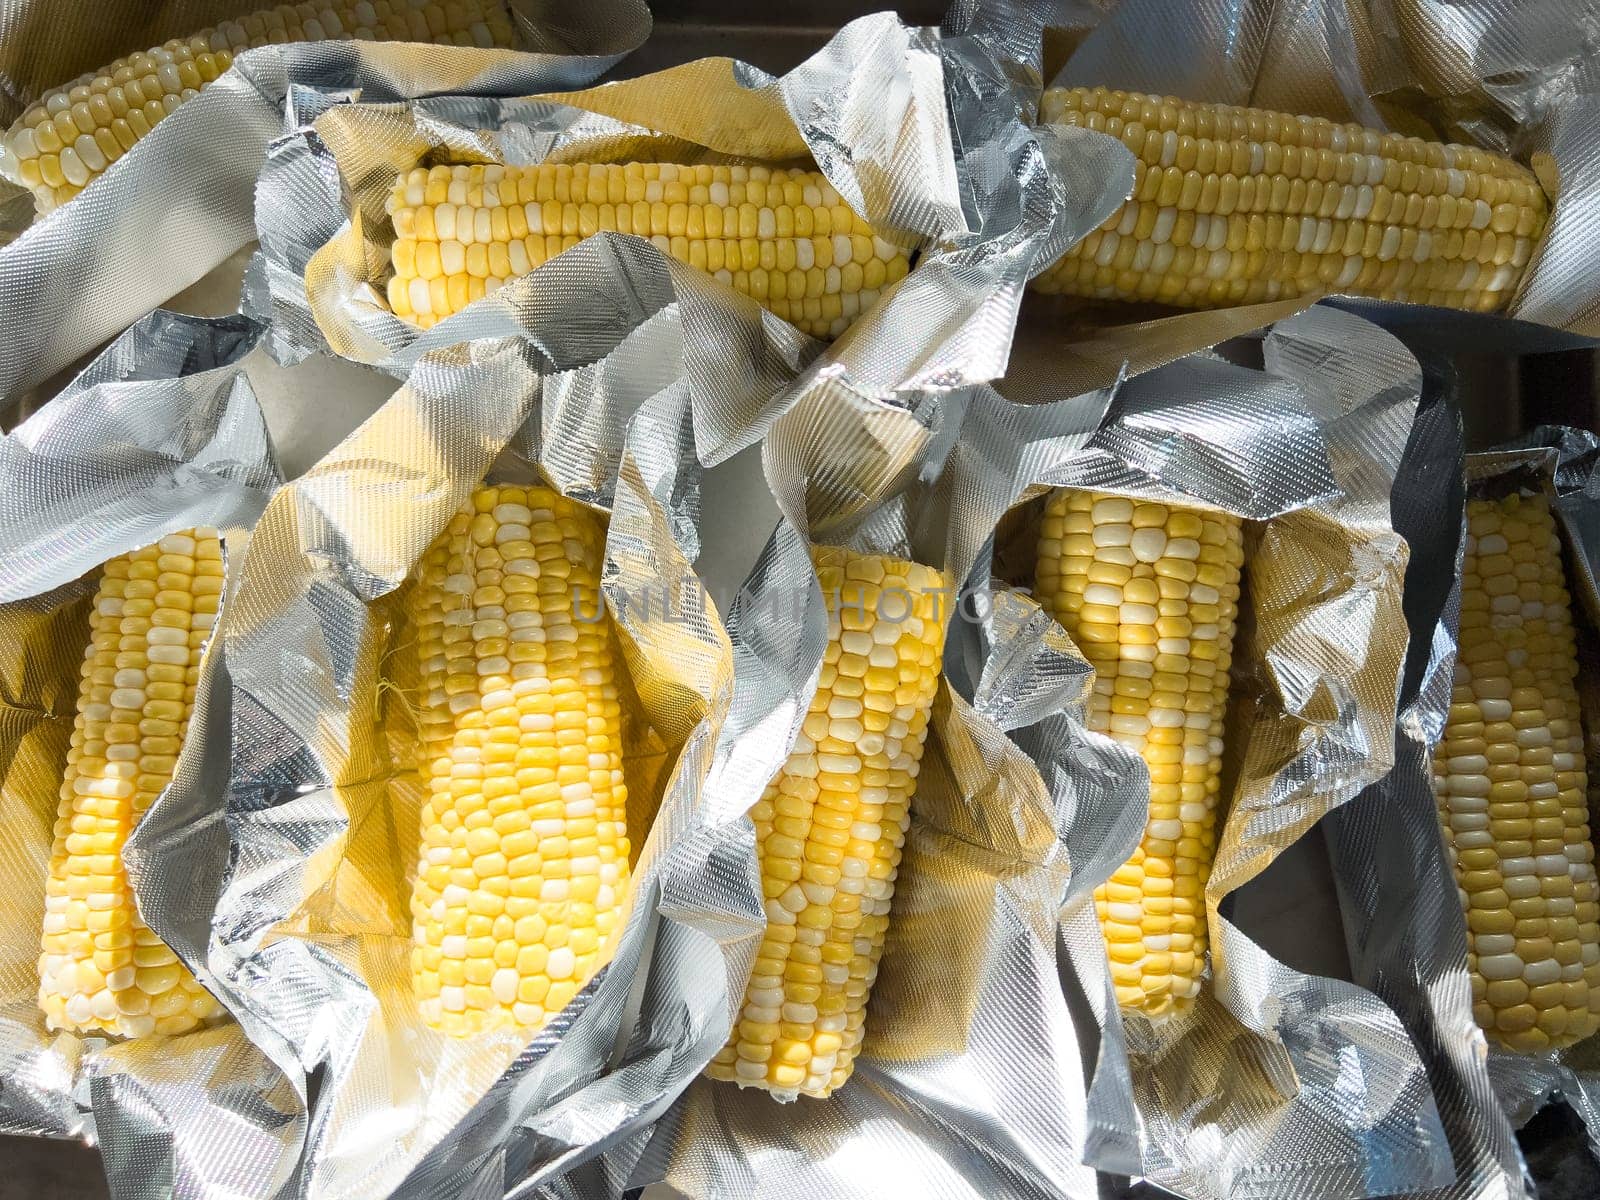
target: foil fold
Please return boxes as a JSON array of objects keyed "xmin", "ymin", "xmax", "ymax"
[
  {"xmin": 0, "ymin": 309, "xmax": 293, "ymax": 1197},
  {"xmin": 152, "ymin": 235, "xmax": 866, "ymax": 1200},
  {"xmin": 247, "ymin": 11, "xmax": 1136, "ymax": 412},
  {"xmin": 0, "ymin": 0, "xmax": 652, "ymax": 408}
]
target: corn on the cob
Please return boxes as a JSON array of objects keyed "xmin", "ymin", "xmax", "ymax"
[
  {"xmin": 0, "ymin": 0, "xmax": 517, "ymax": 215},
  {"xmin": 407, "ymin": 485, "xmax": 630, "ymax": 1037},
  {"xmin": 706, "ymin": 548, "xmax": 947, "ymax": 1098},
  {"xmin": 1035, "ymin": 490, "xmax": 1243, "ymax": 1017},
  {"xmin": 382, "ymin": 163, "xmax": 915, "ymax": 339},
  {"xmin": 1034, "ymin": 86, "xmax": 1547, "ymax": 313},
  {"xmin": 37, "ymin": 531, "xmax": 225, "ymax": 1038},
  {"xmin": 1436, "ymin": 492, "xmax": 1600, "ymax": 1052}
]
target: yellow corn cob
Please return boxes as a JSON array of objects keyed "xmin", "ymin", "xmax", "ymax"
[
  {"xmin": 1034, "ymin": 86, "xmax": 1547, "ymax": 313},
  {"xmin": 1035, "ymin": 490, "xmax": 1243, "ymax": 1017},
  {"xmin": 707, "ymin": 548, "xmax": 948, "ymax": 1099},
  {"xmin": 382, "ymin": 163, "xmax": 915, "ymax": 339},
  {"xmin": 37, "ymin": 531, "xmax": 225, "ymax": 1038},
  {"xmin": 0, "ymin": 0, "xmax": 517, "ymax": 214},
  {"xmin": 407, "ymin": 484, "xmax": 630, "ymax": 1037},
  {"xmin": 1436, "ymin": 492, "xmax": 1600, "ymax": 1051}
]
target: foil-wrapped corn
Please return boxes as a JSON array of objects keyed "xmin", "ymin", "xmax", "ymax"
[
  {"xmin": 1436, "ymin": 491, "xmax": 1600, "ymax": 1051},
  {"xmin": 383, "ymin": 163, "xmax": 916, "ymax": 339},
  {"xmin": 1035, "ymin": 86, "xmax": 1548, "ymax": 313},
  {"xmin": 38, "ymin": 531, "xmax": 226, "ymax": 1038},
  {"xmin": 0, "ymin": 0, "xmax": 517, "ymax": 214},
  {"xmin": 1035, "ymin": 489, "xmax": 1243, "ymax": 1018},
  {"xmin": 405, "ymin": 485, "xmax": 632, "ymax": 1038}
]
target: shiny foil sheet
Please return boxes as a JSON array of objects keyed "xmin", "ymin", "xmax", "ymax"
[
  {"xmin": 1034, "ymin": 0, "xmax": 1600, "ymax": 337},
  {"xmin": 247, "ymin": 10, "xmax": 1138, "ymax": 407},
  {"xmin": 1034, "ymin": 304, "xmax": 1455, "ymax": 1200},
  {"xmin": 0, "ymin": 310, "xmax": 293, "ymax": 1197},
  {"xmin": 0, "ymin": 0, "xmax": 652, "ymax": 407},
  {"xmin": 623, "ymin": 358, "xmax": 1116, "ymax": 1200},
  {"xmin": 152, "ymin": 229, "xmax": 969, "ymax": 1200},
  {"xmin": 619, "ymin": 302, "xmax": 1447, "ymax": 1200}
]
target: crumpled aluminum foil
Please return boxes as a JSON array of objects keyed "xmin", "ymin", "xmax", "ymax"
[
  {"xmin": 1024, "ymin": 303, "xmax": 1458, "ymax": 1200},
  {"xmin": 1029, "ymin": 0, "xmax": 1600, "ymax": 338},
  {"xmin": 615, "ymin": 301, "xmax": 1451, "ymax": 1200},
  {"xmin": 612, "ymin": 353, "xmax": 1113, "ymax": 1200},
  {"xmin": 245, "ymin": 10, "xmax": 1138, "ymax": 409},
  {"xmin": 192, "ymin": 49, "xmax": 1133, "ymax": 1174},
  {"xmin": 152, "ymin": 226, "xmax": 1017, "ymax": 1200},
  {"xmin": 0, "ymin": 309, "xmax": 294, "ymax": 1198},
  {"xmin": 0, "ymin": 0, "xmax": 652, "ymax": 408},
  {"xmin": 1319, "ymin": 354, "xmax": 1533, "ymax": 1200}
]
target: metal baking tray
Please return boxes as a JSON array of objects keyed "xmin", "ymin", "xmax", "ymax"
[{"xmin": 1, "ymin": 3, "xmax": 1596, "ymax": 1197}]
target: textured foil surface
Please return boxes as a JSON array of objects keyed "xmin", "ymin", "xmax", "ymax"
[
  {"xmin": 0, "ymin": 0, "xmax": 652, "ymax": 407},
  {"xmin": 619, "ymin": 302, "xmax": 1446, "ymax": 1200},
  {"xmin": 248, "ymin": 11, "xmax": 1137, "ymax": 410},
  {"xmin": 627, "ymin": 352, "xmax": 1109, "ymax": 1200},
  {"xmin": 0, "ymin": 310, "xmax": 292, "ymax": 1196},
  {"xmin": 1045, "ymin": 0, "xmax": 1600, "ymax": 338},
  {"xmin": 142, "ymin": 234, "xmax": 899, "ymax": 1200},
  {"xmin": 1322, "ymin": 354, "xmax": 1531, "ymax": 1200}
]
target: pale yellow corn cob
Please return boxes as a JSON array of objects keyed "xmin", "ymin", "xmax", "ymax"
[
  {"xmin": 1035, "ymin": 86, "xmax": 1547, "ymax": 313},
  {"xmin": 1437, "ymin": 492, "xmax": 1600, "ymax": 1051},
  {"xmin": 706, "ymin": 548, "xmax": 948, "ymax": 1098},
  {"xmin": 407, "ymin": 484, "xmax": 630, "ymax": 1037},
  {"xmin": 1035, "ymin": 490, "xmax": 1243, "ymax": 1017},
  {"xmin": 1, "ymin": 0, "xmax": 517, "ymax": 214},
  {"xmin": 38, "ymin": 531, "xmax": 225, "ymax": 1038},
  {"xmin": 382, "ymin": 162, "xmax": 915, "ymax": 339}
]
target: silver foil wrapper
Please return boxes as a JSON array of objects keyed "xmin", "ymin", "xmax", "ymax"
[
  {"xmin": 627, "ymin": 354, "xmax": 1113, "ymax": 1200},
  {"xmin": 156, "ymin": 229, "xmax": 959, "ymax": 1199},
  {"xmin": 1031, "ymin": 303, "xmax": 1458, "ymax": 1200},
  {"xmin": 623, "ymin": 301, "xmax": 1448, "ymax": 1200},
  {"xmin": 0, "ymin": 0, "xmax": 652, "ymax": 407},
  {"xmin": 0, "ymin": 309, "xmax": 294, "ymax": 1197},
  {"xmin": 246, "ymin": 10, "xmax": 1138, "ymax": 406},
  {"xmin": 1320, "ymin": 355, "xmax": 1533, "ymax": 1200},
  {"xmin": 1039, "ymin": 0, "xmax": 1600, "ymax": 338}
]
